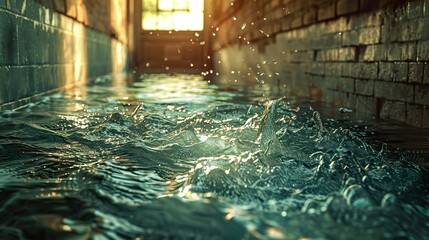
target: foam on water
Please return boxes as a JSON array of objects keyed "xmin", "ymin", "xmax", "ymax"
[{"xmin": 0, "ymin": 74, "xmax": 428, "ymax": 239}]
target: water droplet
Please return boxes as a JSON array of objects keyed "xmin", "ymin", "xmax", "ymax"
[
  {"xmin": 216, "ymin": 27, "xmax": 219, "ymax": 31},
  {"xmin": 207, "ymin": 55, "xmax": 211, "ymax": 59},
  {"xmin": 241, "ymin": 23, "xmax": 246, "ymax": 30},
  {"xmin": 145, "ymin": 63, "xmax": 150, "ymax": 67},
  {"xmin": 232, "ymin": 16, "xmax": 237, "ymax": 21},
  {"xmin": 195, "ymin": 32, "xmax": 199, "ymax": 37},
  {"xmin": 165, "ymin": 66, "xmax": 170, "ymax": 70},
  {"xmin": 200, "ymin": 41, "xmax": 206, "ymax": 45},
  {"xmin": 190, "ymin": 63, "xmax": 194, "ymax": 67}
]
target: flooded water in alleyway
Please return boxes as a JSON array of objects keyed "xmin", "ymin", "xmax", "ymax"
[{"xmin": 0, "ymin": 74, "xmax": 428, "ymax": 239}]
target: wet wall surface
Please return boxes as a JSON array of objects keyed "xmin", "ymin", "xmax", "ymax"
[{"xmin": 212, "ymin": 0, "xmax": 429, "ymax": 127}]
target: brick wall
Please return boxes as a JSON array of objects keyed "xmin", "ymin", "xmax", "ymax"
[
  {"xmin": 0, "ymin": 0, "xmax": 128, "ymax": 110},
  {"xmin": 36, "ymin": 0, "xmax": 127, "ymax": 43},
  {"xmin": 212, "ymin": 0, "xmax": 429, "ymax": 127}
]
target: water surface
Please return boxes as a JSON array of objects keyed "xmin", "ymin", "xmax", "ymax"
[{"xmin": 0, "ymin": 73, "xmax": 428, "ymax": 239}]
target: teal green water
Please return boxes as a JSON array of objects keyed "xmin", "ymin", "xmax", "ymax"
[{"xmin": 0, "ymin": 74, "xmax": 428, "ymax": 239}]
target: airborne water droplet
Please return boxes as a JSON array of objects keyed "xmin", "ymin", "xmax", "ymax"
[{"xmin": 241, "ymin": 23, "xmax": 246, "ymax": 30}]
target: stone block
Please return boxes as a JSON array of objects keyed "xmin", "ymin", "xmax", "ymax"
[
  {"xmin": 338, "ymin": 77, "xmax": 355, "ymax": 93},
  {"xmin": 318, "ymin": 1, "xmax": 336, "ymax": 21},
  {"xmin": 303, "ymin": 7, "xmax": 317, "ymax": 25},
  {"xmin": 381, "ymin": 24, "xmax": 391, "ymax": 43},
  {"xmin": 52, "ymin": 0, "xmax": 66, "ymax": 13},
  {"xmin": 0, "ymin": 67, "xmax": 7, "ymax": 103},
  {"xmin": 380, "ymin": 100, "xmax": 406, "ymax": 122},
  {"xmin": 336, "ymin": 0, "xmax": 359, "ymax": 16},
  {"xmin": 356, "ymin": 95, "xmax": 377, "ymax": 116},
  {"xmin": 324, "ymin": 63, "xmax": 341, "ymax": 76},
  {"xmin": 355, "ymin": 62, "xmax": 378, "ymax": 80},
  {"xmin": 409, "ymin": 63, "xmax": 424, "ymax": 83},
  {"xmin": 383, "ymin": 62, "xmax": 409, "ymax": 82},
  {"xmin": 406, "ymin": 104, "xmax": 423, "ymax": 127},
  {"xmin": 346, "ymin": 93, "xmax": 357, "ymax": 109},
  {"xmin": 0, "ymin": 12, "xmax": 19, "ymax": 65},
  {"xmin": 325, "ymin": 76, "xmax": 338, "ymax": 90},
  {"xmin": 25, "ymin": 0, "xmax": 41, "ymax": 21},
  {"xmin": 6, "ymin": 0, "xmax": 25, "ymax": 14},
  {"xmin": 307, "ymin": 62, "xmax": 324, "ymax": 75},
  {"xmin": 387, "ymin": 43, "xmax": 402, "ymax": 61},
  {"xmin": 378, "ymin": 62, "xmax": 393, "ymax": 81},
  {"xmin": 415, "ymin": 85, "xmax": 429, "ymax": 105},
  {"xmin": 423, "ymin": 106, "xmax": 429, "ymax": 128},
  {"xmin": 363, "ymin": 45, "xmax": 377, "ymax": 62},
  {"xmin": 290, "ymin": 14, "xmax": 302, "ymax": 29},
  {"xmin": 359, "ymin": 0, "xmax": 372, "ymax": 11},
  {"xmin": 338, "ymin": 47, "xmax": 356, "ymax": 61},
  {"xmin": 374, "ymin": 81, "xmax": 414, "ymax": 102},
  {"xmin": 425, "ymin": 0, "xmax": 429, "ymax": 17},
  {"xmin": 341, "ymin": 62, "xmax": 352, "ymax": 77},
  {"xmin": 424, "ymin": 62, "xmax": 429, "ymax": 84},
  {"xmin": 408, "ymin": 0, "xmax": 425, "ymax": 19},
  {"xmin": 359, "ymin": 26, "xmax": 381, "ymax": 45},
  {"xmin": 65, "ymin": 0, "xmax": 77, "ymax": 19},
  {"xmin": 417, "ymin": 40, "xmax": 429, "ymax": 61},
  {"xmin": 356, "ymin": 79, "xmax": 374, "ymax": 96},
  {"xmin": 407, "ymin": 17, "xmax": 429, "ymax": 41},
  {"xmin": 363, "ymin": 44, "xmax": 387, "ymax": 62},
  {"xmin": 401, "ymin": 42, "xmax": 417, "ymax": 61},
  {"xmin": 342, "ymin": 30, "xmax": 359, "ymax": 46},
  {"xmin": 17, "ymin": 18, "xmax": 36, "ymax": 65},
  {"xmin": 392, "ymin": 62, "xmax": 408, "ymax": 82},
  {"xmin": 6, "ymin": 66, "xmax": 29, "ymax": 102}
]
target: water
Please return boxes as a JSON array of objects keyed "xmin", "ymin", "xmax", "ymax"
[{"xmin": 0, "ymin": 73, "xmax": 428, "ymax": 239}]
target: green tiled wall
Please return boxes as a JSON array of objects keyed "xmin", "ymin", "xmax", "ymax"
[{"xmin": 0, "ymin": 0, "xmax": 128, "ymax": 110}]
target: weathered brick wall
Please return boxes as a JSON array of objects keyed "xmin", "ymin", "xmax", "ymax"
[
  {"xmin": 212, "ymin": 0, "xmax": 429, "ymax": 127},
  {"xmin": 0, "ymin": 0, "xmax": 128, "ymax": 110},
  {"xmin": 36, "ymin": 0, "xmax": 127, "ymax": 43}
]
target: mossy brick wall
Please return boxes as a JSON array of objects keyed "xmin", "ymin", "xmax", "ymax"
[
  {"xmin": 0, "ymin": 0, "xmax": 128, "ymax": 110},
  {"xmin": 212, "ymin": 0, "xmax": 429, "ymax": 127}
]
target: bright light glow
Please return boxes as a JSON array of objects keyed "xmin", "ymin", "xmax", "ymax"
[{"xmin": 142, "ymin": 0, "xmax": 204, "ymax": 31}]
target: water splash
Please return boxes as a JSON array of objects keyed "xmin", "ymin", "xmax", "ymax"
[{"xmin": 0, "ymin": 74, "xmax": 427, "ymax": 239}]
